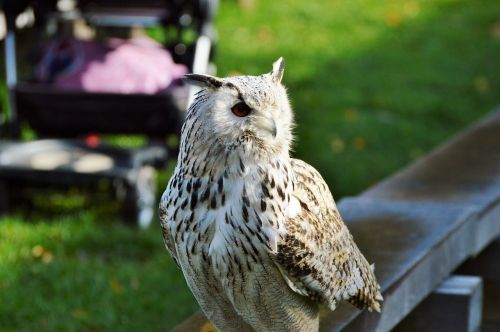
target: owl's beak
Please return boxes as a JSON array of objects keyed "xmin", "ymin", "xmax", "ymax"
[
  {"xmin": 270, "ymin": 121, "xmax": 277, "ymax": 138},
  {"xmin": 257, "ymin": 115, "xmax": 277, "ymax": 139}
]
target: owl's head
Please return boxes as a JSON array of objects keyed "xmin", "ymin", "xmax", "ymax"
[{"xmin": 183, "ymin": 58, "xmax": 294, "ymax": 160}]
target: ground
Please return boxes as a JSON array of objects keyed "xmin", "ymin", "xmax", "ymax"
[{"xmin": 0, "ymin": 0, "xmax": 499, "ymax": 330}]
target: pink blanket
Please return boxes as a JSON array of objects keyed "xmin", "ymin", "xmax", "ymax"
[{"xmin": 36, "ymin": 37, "xmax": 188, "ymax": 94}]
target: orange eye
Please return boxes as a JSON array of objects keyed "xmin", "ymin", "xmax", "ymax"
[{"xmin": 231, "ymin": 102, "xmax": 251, "ymax": 117}]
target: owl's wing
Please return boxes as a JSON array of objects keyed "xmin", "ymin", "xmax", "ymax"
[
  {"xmin": 272, "ymin": 158, "xmax": 382, "ymax": 312},
  {"xmin": 159, "ymin": 198, "xmax": 180, "ymax": 268}
]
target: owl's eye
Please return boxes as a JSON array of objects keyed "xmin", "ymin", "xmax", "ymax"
[{"xmin": 231, "ymin": 102, "xmax": 251, "ymax": 117}]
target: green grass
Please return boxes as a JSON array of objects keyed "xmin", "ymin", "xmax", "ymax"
[
  {"xmin": 0, "ymin": 212, "xmax": 198, "ymax": 331},
  {"xmin": 1, "ymin": 0, "xmax": 499, "ymax": 330}
]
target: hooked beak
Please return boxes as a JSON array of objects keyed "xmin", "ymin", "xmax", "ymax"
[{"xmin": 257, "ymin": 114, "xmax": 277, "ymax": 139}]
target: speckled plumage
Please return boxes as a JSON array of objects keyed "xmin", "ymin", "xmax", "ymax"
[{"xmin": 159, "ymin": 58, "xmax": 382, "ymax": 332}]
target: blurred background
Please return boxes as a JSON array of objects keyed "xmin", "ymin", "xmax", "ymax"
[{"xmin": 0, "ymin": 0, "xmax": 499, "ymax": 330}]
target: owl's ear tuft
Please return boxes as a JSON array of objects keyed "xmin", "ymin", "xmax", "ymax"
[
  {"xmin": 183, "ymin": 74, "xmax": 223, "ymax": 88},
  {"xmin": 270, "ymin": 57, "xmax": 285, "ymax": 84}
]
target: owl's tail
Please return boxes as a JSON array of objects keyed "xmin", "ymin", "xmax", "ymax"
[{"xmin": 348, "ymin": 250, "xmax": 384, "ymax": 312}]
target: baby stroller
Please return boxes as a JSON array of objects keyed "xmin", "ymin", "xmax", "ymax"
[{"xmin": 0, "ymin": 0, "xmax": 218, "ymax": 227}]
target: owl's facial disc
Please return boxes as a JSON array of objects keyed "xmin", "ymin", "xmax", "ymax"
[
  {"xmin": 228, "ymin": 97, "xmax": 277, "ymax": 139},
  {"xmin": 211, "ymin": 76, "xmax": 290, "ymax": 156},
  {"xmin": 230, "ymin": 99, "xmax": 279, "ymax": 146},
  {"xmin": 185, "ymin": 57, "xmax": 292, "ymax": 157}
]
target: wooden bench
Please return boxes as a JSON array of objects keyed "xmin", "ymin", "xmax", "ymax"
[{"xmin": 172, "ymin": 109, "xmax": 500, "ymax": 331}]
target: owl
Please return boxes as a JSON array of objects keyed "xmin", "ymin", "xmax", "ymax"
[{"xmin": 159, "ymin": 58, "xmax": 382, "ymax": 332}]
